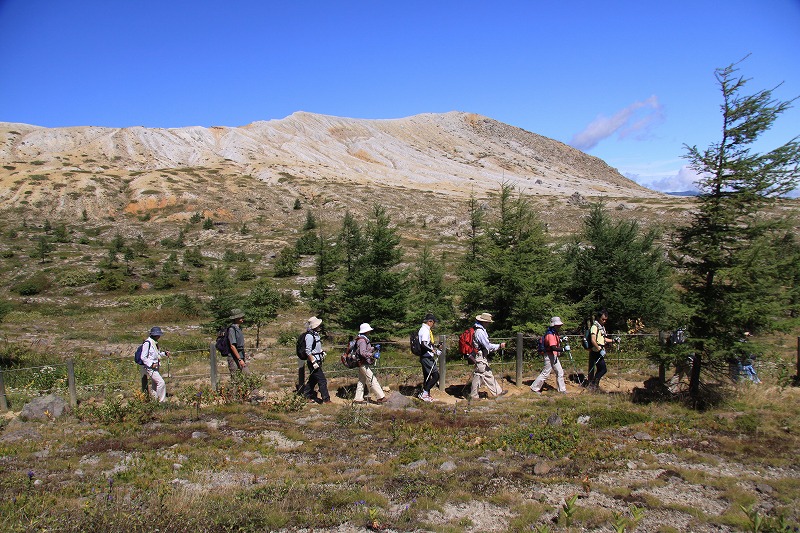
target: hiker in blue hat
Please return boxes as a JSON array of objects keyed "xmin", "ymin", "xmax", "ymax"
[{"xmin": 140, "ymin": 326, "xmax": 170, "ymax": 402}]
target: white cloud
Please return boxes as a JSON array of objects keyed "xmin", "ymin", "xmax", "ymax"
[
  {"xmin": 624, "ymin": 165, "xmax": 701, "ymax": 193},
  {"xmin": 570, "ymin": 95, "xmax": 664, "ymax": 151}
]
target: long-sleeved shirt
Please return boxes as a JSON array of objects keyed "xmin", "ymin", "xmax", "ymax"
[
  {"xmin": 305, "ymin": 330, "xmax": 324, "ymax": 363},
  {"xmin": 474, "ymin": 323, "xmax": 500, "ymax": 357},
  {"xmin": 140, "ymin": 336, "xmax": 164, "ymax": 368}
]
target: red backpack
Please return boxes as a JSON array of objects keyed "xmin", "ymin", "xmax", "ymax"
[{"xmin": 458, "ymin": 327, "xmax": 478, "ymax": 364}]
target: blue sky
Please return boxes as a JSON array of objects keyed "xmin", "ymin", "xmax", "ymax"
[{"xmin": 1, "ymin": 0, "xmax": 798, "ymax": 194}]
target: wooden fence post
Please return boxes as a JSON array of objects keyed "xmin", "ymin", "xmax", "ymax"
[
  {"xmin": 66, "ymin": 359, "xmax": 77, "ymax": 408},
  {"xmin": 0, "ymin": 369, "xmax": 7, "ymax": 412},
  {"xmin": 438, "ymin": 334, "xmax": 447, "ymax": 390},
  {"xmin": 516, "ymin": 332, "xmax": 523, "ymax": 386},
  {"xmin": 210, "ymin": 342, "xmax": 218, "ymax": 390}
]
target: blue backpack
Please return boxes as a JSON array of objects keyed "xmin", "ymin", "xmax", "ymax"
[{"xmin": 134, "ymin": 339, "xmax": 151, "ymax": 365}]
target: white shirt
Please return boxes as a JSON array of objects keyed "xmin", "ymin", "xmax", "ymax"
[{"xmin": 140, "ymin": 336, "xmax": 164, "ymax": 368}]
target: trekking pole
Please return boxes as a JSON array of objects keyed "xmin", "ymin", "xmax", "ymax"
[{"xmin": 562, "ymin": 336, "xmax": 585, "ymax": 387}]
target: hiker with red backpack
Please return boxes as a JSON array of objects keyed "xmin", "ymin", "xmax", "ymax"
[
  {"xmin": 469, "ymin": 313, "xmax": 507, "ymax": 400},
  {"xmin": 416, "ymin": 313, "xmax": 441, "ymax": 402},
  {"xmin": 352, "ymin": 323, "xmax": 388, "ymax": 404}
]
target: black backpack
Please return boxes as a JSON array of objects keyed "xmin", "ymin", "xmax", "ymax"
[
  {"xmin": 296, "ymin": 331, "xmax": 317, "ymax": 360},
  {"xmin": 215, "ymin": 325, "xmax": 233, "ymax": 356},
  {"xmin": 409, "ymin": 331, "xmax": 424, "ymax": 356}
]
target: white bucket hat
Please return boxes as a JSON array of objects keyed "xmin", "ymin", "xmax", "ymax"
[
  {"xmin": 475, "ymin": 312, "xmax": 494, "ymax": 323},
  {"xmin": 307, "ymin": 316, "xmax": 322, "ymax": 330},
  {"xmin": 549, "ymin": 316, "xmax": 564, "ymax": 327},
  {"xmin": 358, "ymin": 323, "xmax": 373, "ymax": 334}
]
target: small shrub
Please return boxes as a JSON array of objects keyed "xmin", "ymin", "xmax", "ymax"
[{"xmin": 14, "ymin": 274, "xmax": 50, "ymax": 296}]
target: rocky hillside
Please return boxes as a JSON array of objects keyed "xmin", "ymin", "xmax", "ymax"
[{"xmin": 0, "ymin": 111, "xmax": 661, "ymax": 224}]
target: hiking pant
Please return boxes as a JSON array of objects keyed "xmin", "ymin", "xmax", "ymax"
[
  {"xmin": 420, "ymin": 355, "xmax": 439, "ymax": 394},
  {"xmin": 226, "ymin": 354, "xmax": 250, "ymax": 377},
  {"xmin": 531, "ymin": 353, "xmax": 566, "ymax": 393},
  {"xmin": 588, "ymin": 350, "xmax": 607, "ymax": 386},
  {"xmin": 296, "ymin": 357, "xmax": 306, "ymax": 393},
  {"xmin": 471, "ymin": 356, "xmax": 502, "ymax": 398},
  {"xmin": 305, "ymin": 365, "xmax": 330, "ymax": 401},
  {"xmin": 355, "ymin": 364, "xmax": 385, "ymax": 402},
  {"xmin": 145, "ymin": 367, "xmax": 167, "ymax": 402}
]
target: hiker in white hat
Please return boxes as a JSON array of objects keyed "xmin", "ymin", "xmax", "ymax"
[
  {"xmin": 352, "ymin": 323, "xmax": 387, "ymax": 404},
  {"xmin": 302, "ymin": 316, "xmax": 330, "ymax": 404},
  {"xmin": 530, "ymin": 317, "xmax": 567, "ymax": 394},
  {"xmin": 470, "ymin": 313, "xmax": 507, "ymax": 400}
]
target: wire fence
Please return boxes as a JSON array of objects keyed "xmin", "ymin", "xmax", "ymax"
[{"xmin": 1, "ymin": 333, "xmax": 798, "ymax": 410}]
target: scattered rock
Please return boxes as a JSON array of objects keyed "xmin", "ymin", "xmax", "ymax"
[
  {"xmin": 634, "ymin": 432, "xmax": 652, "ymax": 441},
  {"xmin": 755, "ymin": 483, "xmax": 774, "ymax": 495},
  {"xmin": 191, "ymin": 431, "xmax": 209, "ymax": 440},
  {"xmin": 404, "ymin": 459, "xmax": 428, "ymax": 470},
  {"xmin": 384, "ymin": 393, "xmax": 413, "ymax": 408},
  {"xmin": 577, "ymin": 415, "xmax": 590, "ymax": 425},
  {"xmin": 440, "ymin": 461, "xmax": 457, "ymax": 472},
  {"xmin": 534, "ymin": 461, "xmax": 552, "ymax": 475},
  {"xmin": 20, "ymin": 394, "xmax": 67, "ymax": 421},
  {"xmin": 0, "ymin": 428, "xmax": 42, "ymax": 443},
  {"xmin": 173, "ymin": 463, "xmax": 182, "ymax": 471},
  {"xmin": 546, "ymin": 413, "xmax": 562, "ymax": 426}
]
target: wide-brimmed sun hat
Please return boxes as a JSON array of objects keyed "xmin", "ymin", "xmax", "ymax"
[
  {"xmin": 550, "ymin": 316, "xmax": 564, "ymax": 327},
  {"xmin": 149, "ymin": 326, "xmax": 163, "ymax": 337},
  {"xmin": 307, "ymin": 316, "xmax": 322, "ymax": 329},
  {"xmin": 358, "ymin": 323, "xmax": 374, "ymax": 334},
  {"xmin": 228, "ymin": 308, "xmax": 245, "ymax": 320},
  {"xmin": 475, "ymin": 313, "xmax": 494, "ymax": 323}
]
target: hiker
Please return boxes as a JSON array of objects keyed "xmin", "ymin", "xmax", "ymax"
[
  {"xmin": 416, "ymin": 313, "xmax": 441, "ymax": 402},
  {"xmin": 737, "ymin": 331, "xmax": 761, "ymax": 384},
  {"xmin": 470, "ymin": 312, "xmax": 507, "ymax": 400},
  {"xmin": 225, "ymin": 308, "xmax": 249, "ymax": 376},
  {"xmin": 587, "ymin": 309, "xmax": 613, "ymax": 390},
  {"xmin": 303, "ymin": 316, "xmax": 331, "ymax": 404},
  {"xmin": 531, "ymin": 317, "xmax": 567, "ymax": 394},
  {"xmin": 140, "ymin": 326, "xmax": 170, "ymax": 402},
  {"xmin": 353, "ymin": 323, "xmax": 387, "ymax": 404}
]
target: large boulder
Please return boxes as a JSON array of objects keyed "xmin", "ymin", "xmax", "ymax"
[{"xmin": 20, "ymin": 394, "xmax": 67, "ymax": 421}]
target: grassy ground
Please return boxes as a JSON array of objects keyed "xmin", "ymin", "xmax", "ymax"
[{"xmin": 1, "ymin": 337, "xmax": 799, "ymax": 532}]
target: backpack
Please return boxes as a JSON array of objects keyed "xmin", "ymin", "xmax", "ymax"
[
  {"xmin": 134, "ymin": 339, "xmax": 150, "ymax": 365},
  {"xmin": 215, "ymin": 325, "xmax": 233, "ymax": 357},
  {"xmin": 458, "ymin": 327, "xmax": 477, "ymax": 364},
  {"xmin": 537, "ymin": 333, "xmax": 548, "ymax": 356},
  {"xmin": 581, "ymin": 329, "xmax": 591, "ymax": 350},
  {"xmin": 340, "ymin": 339, "xmax": 360, "ymax": 369},
  {"xmin": 296, "ymin": 331, "xmax": 317, "ymax": 360},
  {"xmin": 409, "ymin": 331, "xmax": 424, "ymax": 357}
]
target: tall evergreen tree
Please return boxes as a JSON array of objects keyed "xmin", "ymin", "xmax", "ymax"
[
  {"xmin": 337, "ymin": 205, "xmax": 408, "ymax": 332},
  {"xmin": 337, "ymin": 211, "xmax": 364, "ymax": 275},
  {"xmin": 246, "ymin": 278, "xmax": 281, "ymax": 348},
  {"xmin": 408, "ymin": 246, "xmax": 454, "ymax": 325},
  {"xmin": 206, "ymin": 266, "xmax": 238, "ymax": 331},
  {"xmin": 457, "ymin": 183, "xmax": 570, "ymax": 333},
  {"xmin": 675, "ymin": 59, "xmax": 800, "ymax": 362},
  {"xmin": 310, "ymin": 231, "xmax": 343, "ymax": 319},
  {"xmin": 566, "ymin": 203, "xmax": 674, "ymax": 332}
]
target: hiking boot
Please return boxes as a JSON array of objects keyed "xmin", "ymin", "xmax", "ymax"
[
  {"xmin": 376, "ymin": 396, "xmax": 388, "ymax": 403},
  {"xmin": 530, "ymin": 389, "xmax": 541, "ymax": 395},
  {"xmin": 418, "ymin": 391, "xmax": 433, "ymax": 402},
  {"xmin": 497, "ymin": 390, "xmax": 508, "ymax": 397}
]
